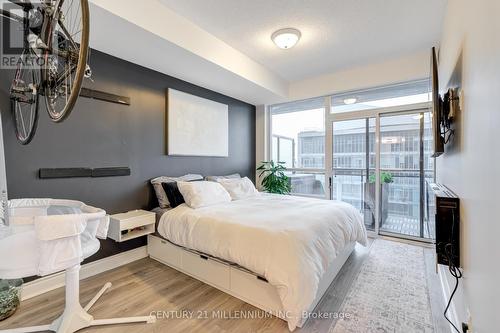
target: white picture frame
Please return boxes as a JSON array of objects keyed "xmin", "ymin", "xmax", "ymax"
[{"xmin": 166, "ymin": 88, "xmax": 229, "ymax": 157}]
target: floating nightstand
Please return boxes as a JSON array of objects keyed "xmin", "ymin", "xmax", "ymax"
[{"xmin": 108, "ymin": 210, "xmax": 155, "ymax": 242}]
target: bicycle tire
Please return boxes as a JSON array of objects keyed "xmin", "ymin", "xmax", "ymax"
[
  {"xmin": 11, "ymin": 52, "xmax": 40, "ymax": 145},
  {"xmin": 42, "ymin": 0, "xmax": 89, "ymax": 123},
  {"xmin": 11, "ymin": 96, "xmax": 39, "ymax": 145}
]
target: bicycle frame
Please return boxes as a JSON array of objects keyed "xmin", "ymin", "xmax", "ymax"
[
  {"xmin": 1, "ymin": 0, "xmax": 75, "ymax": 81},
  {"xmin": 0, "ymin": 1, "xmax": 56, "ymax": 40},
  {"xmin": 5, "ymin": 0, "xmax": 90, "ymax": 142},
  {"xmin": 0, "ymin": 7, "xmax": 24, "ymax": 23}
]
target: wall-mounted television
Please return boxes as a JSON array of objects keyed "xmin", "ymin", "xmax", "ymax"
[
  {"xmin": 431, "ymin": 47, "xmax": 445, "ymax": 157},
  {"xmin": 431, "ymin": 47, "xmax": 458, "ymax": 157}
]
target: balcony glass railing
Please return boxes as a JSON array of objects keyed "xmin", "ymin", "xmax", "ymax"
[
  {"xmin": 285, "ymin": 171, "xmax": 326, "ymax": 198},
  {"xmin": 332, "ymin": 168, "xmax": 435, "ymax": 239}
]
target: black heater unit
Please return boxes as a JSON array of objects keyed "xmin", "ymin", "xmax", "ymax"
[{"xmin": 427, "ymin": 183, "xmax": 460, "ymax": 267}]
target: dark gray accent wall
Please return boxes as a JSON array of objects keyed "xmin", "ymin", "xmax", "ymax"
[{"xmin": 0, "ymin": 49, "xmax": 256, "ymax": 264}]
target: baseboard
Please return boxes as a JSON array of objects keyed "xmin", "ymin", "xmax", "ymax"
[
  {"xmin": 438, "ymin": 264, "xmax": 468, "ymax": 333},
  {"xmin": 21, "ymin": 246, "xmax": 148, "ymax": 301}
]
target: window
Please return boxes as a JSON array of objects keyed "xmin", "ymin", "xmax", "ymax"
[
  {"xmin": 271, "ymin": 98, "xmax": 325, "ymax": 197},
  {"xmin": 271, "ymin": 98, "xmax": 325, "ymax": 169},
  {"xmin": 331, "ymin": 79, "xmax": 430, "ymax": 114},
  {"xmin": 267, "ymin": 79, "xmax": 434, "ymax": 223},
  {"xmin": 272, "ymin": 135, "xmax": 294, "ymax": 168}
]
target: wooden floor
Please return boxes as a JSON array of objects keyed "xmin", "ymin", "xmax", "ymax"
[{"xmin": 0, "ymin": 238, "xmax": 448, "ymax": 333}]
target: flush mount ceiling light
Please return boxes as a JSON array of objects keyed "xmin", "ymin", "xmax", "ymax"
[
  {"xmin": 343, "ymin": 98, "xmax": 357, "ymax": 105},
  {"xmin": 271, "ymin": 28, "xmax": 301, "ymax": 49}
]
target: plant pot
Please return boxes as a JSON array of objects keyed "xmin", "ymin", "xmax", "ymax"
[{"xmin": 0, "ymin": 279, "xmax": 22, "ymax": 321}]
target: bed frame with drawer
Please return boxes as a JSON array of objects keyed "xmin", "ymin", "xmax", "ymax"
[{"xmin": 147, "ymin": 234, "xmax": 355, "ymax": 328}]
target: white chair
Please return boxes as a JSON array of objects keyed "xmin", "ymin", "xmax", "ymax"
[{"xmin": 0, "ymin": 199, "xmax": 155, "ymax": 333}]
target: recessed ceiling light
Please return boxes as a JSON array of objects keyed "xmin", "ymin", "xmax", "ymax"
[
  {"xmin": 271, "ymin": 28, "xmax": 301, "ymax": 49},
  {"xmin": 343, "ymin": 98, "xmax": 357, "ymax": 105}
]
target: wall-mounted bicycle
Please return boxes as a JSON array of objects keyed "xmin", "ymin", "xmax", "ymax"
[{"xmin": 0, "ymin": 0, "xmax": 90, "ymax": 144}]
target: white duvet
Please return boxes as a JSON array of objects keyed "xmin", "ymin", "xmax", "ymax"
[{"xmin": 157, "ymin": 193, "xmax": 367, "ymax": 331}]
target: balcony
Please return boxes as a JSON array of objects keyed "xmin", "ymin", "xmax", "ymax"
[
  {"xmin": 382, "ymin": 215, "xmax": 434, "ymax": 239},
  {"xmin": 333, "ymin": 168, "xmax": 435, "ymax": 240},
  {"xmin": 284, "ymin": 168, "xmax": 435, "ymax": 240}
]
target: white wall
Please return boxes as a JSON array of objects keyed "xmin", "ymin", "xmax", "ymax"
[
  {"xmin": 289, "ymin": 51, "xmax": 430, "ymax": 101},
  {"xmin": 437, "ymin": 0, "xmax": 500, "ymax": 331}
]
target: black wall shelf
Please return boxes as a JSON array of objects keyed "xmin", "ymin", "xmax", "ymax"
[
  {"xmin": 80, "ymin": 88, "xmax": 131, "ymax": 105},
  {"xmin": 39, "ymin": 167, "xmax": 131, "ymax": 179}
]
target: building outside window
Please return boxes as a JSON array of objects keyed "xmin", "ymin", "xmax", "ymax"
[{"xmin": 270, "ymin": 97, "xmax": 326, "ymax": 197}]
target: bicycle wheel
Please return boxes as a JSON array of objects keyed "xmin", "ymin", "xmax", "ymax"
[
  {"xmin": 42, "ymin": 0, "xmax": 89, "ymax": 123},
  {"xmin": 10, "ymin": 51, "xmax": 40, "ymax": 145}
]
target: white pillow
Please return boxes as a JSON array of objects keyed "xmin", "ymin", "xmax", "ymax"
[
  {"xmin": 150, "ymin": 174, "xmax": 203, "ymax": 208},
  {"xmin": 177, "ymin": 181, "xmax": 231, "ymax": 209},
  {"xmin": 205, "ymin": 173, "xmax": 241, "ymax": 182},
  {"xmin": 217, "ymin": 177, "xmax": 259, "ymax": 200}
]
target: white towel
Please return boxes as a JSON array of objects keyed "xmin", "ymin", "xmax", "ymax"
[
  {"xmin": 37, "ymin": 236, "xmax": 83, "ymax": 276},
  {"xmin": 34, "ymin": 214, "xmax": 87, "ymax": 275},
  {"xmin": 96, "ymin": 215, "xmax": 110, "ymax": 239},
  {"xmin": 34, "ymin": 215, "xmax": 87, "ymax": 240}
]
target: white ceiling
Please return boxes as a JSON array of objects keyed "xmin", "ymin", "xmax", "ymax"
[
  {"xmin": 159, "ymin": 0, "xmax": 447, "ymax": 81},
  {"xmin": 87, "ymin": 0, "xmax": 447, "ymax": 104},
  {"xmin": 88, "ymin": 0, "xmax": 288, "ymax": 105}
]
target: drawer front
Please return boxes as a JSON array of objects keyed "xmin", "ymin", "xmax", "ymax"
[
  {"xmin": 230, "ymin": 268, "xmax": 283, "ymax": 312},
  {"xmin": 119, "ymin": 215, "xmax": 155, "ymax": 230},
  {"xmin": 148, "ymin": 235, "xmax": 182, "ymax": 268},
  {"xmin": 182, "ymin": 251, "xmax": 230, "ymax": 290}
]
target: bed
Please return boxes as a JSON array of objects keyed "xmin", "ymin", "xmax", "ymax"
[{"xmin": 147, "ymin": 193, "xmax": 367, "ymax": 331}]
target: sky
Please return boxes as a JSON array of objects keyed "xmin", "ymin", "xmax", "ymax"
[{"xmin": 272, "ymin": 109, "xmax": 324, "ymax": 140}]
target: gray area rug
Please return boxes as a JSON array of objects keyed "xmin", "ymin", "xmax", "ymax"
[{"xmin": 330, "ymin": 239, "xmax": 434, "ymax": 333}]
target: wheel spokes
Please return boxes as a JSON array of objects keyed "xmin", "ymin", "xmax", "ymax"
[
  {"xmin": 11, "ymin": 51, "xmax": 39, "ymax": 145},
  {"xmin": 44, "ymin": 0, "xmax": 88, "ymax": 121}
]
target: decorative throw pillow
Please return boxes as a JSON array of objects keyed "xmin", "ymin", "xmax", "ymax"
[
  {"xmin": 217, "ymin": 177, "xmax": 259, "ymax": 200},
  {"xmin": 161, "ymin": 182, "xmax": 186, "ymax": 208},
  {"xmin": 177, "ymin": 181, "xmax": 231, "ymax": 209},
  {"xmin": 151, "ymin": 174, "xmax": 203, "ymax": 208}
]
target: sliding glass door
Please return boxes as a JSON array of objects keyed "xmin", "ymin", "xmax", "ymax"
[
  {"xmin": 329, "ymin": 109, "xmax": 435, "ymax": 241},
  {"xmin": 331, "ymin": 118, "xmax": 376, "ymax": 231},
  {"xmin": 378, "ymin": 112, "xmax": 435, "ymax": 239}
]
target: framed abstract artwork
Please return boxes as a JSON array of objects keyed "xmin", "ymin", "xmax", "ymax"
[{"xmin": 166, "ymin": 88, "xmax": 228, "ymax": 157}]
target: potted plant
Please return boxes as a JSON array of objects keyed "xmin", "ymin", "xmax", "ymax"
[
  {"xmin": 366, "ymin": 172, "xmax": 393, "ymax": 226},
  {"xmin": 256, "ymin": 161, "xmax": 292, "ymax": 194},
  {"xmin": 0, "ymin": 278, "xmax": 23, "ymax": 321}
]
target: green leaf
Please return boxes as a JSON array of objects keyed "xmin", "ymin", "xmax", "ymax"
[
  {"xmin": 369, "ymin": 171, "xmax": 394, "ymax": 184},
  {"xmin": 257, "ymin": 161, "xmax": 291, "ymax": 194}
]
